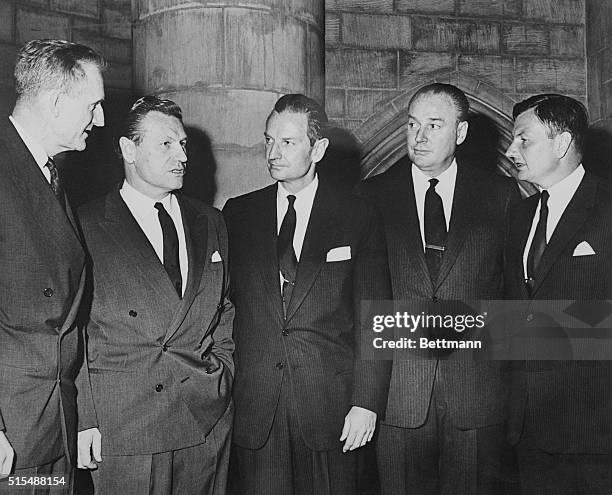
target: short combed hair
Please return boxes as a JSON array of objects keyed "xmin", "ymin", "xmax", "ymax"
[
  {"xmin": 409, "ymin": 83, "xmax": 470, "ymax": 122},
  {"xmin": 512, "ymin": 94, "xmax": 588, "ymax": 156},
  {"xmin": 269, "ymin": 94, "xmax": 328, "ymax": 144},
  {"xmin": 120, "ymin": 95, "xmax": 183, "ymax": 145},
  {"xmin": 14, "ymin": 39, "xmax": 105, "ymax": 100}
]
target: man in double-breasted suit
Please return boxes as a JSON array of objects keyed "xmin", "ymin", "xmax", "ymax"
[
  {"xmin": 0, "ymin": 39, "xmax": 105, "ymax": 490},
  {"xmin": 223, "ymin": 94, "xmax": 391, "ymax": 494},
  {"xmin": 504, "ymin": 94, "xmax": 611, "ymax": 494},
  {"xmin": 358, "ymin": 83, "xmax": 520, "ymax": 494},
  {"xmin": 76, "ymin": 96, "xmax": 234, "ymax": 495}
]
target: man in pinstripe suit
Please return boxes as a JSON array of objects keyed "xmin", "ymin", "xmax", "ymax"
[{"xmin": 358, "ymin": 83, "xmax": 520, "ymax": 495}]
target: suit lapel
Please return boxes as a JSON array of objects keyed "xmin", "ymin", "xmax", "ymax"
[
  {"xmin": 532, "ymin": 174, "xmax": 597, "ymax": 295},
  {"xmin": 100, "ymin": 189, "xmax": 179, "ymax": 303},
  {"xmin": 285, "ymin": 180, "xmax": 339, "ymax": 321},
  {"xmin": 163, "ymin": 197, "xmax": 208, "ymax": 343},
  {"xmin": 255, "ymin": 185, "xmax": 285, "ymax": 321},
  {"xmin": 387, "ymin": 163, "xmax": 432, "ymax": 292},
  {"xmin": 435, "ymin": 165, "xmax": 478, "ymax": 289},
  {"xmin": 4, "ymin": 123, "xmax": 83, "ymax": 256}
]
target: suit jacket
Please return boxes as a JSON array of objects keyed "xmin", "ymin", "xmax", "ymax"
[
  {"xmin": 223, "ymin": 178, "xmax": 391, "ymax": 451},
  {"xmin": 76, "ymin": 189, "xmax": 234, "ymax": 455},
  {"xmin": 0, "ymin": 120, "xmax": 87, "ymax": 469},
  {"xmin": 358, "ymin": 158, "xmax": 520, "ymax": 429},
  {"xmin": 504, "ymin": 171, "xmax": 612, "ymax": 453}
]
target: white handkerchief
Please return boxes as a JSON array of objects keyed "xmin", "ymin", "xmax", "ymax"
[
  {"xmin": 211, "ymin": 251, "xmax": 222, "ymax": 262},
  {"xmin": 326, "ymin": 246, "xmax": 351, "ymax": 262},
  {"xmin": 572, "ymin": 241, "xmax": 596, "ymax": 257}
]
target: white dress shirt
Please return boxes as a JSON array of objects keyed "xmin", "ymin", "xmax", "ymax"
[
  {"xmin": 412, "ymin": 160, "xmax": 457, "ymax": 250},
  {"xmin": 276, "ymin": 176, "xmax": 319, "ymax": 288},
  {"xmin": 522, "ymin": 164, "xmax": 585, "ymax": 279},
  {"xmin": 9, "ymin": 115, "xmax": 51, "ymax": 183},
  {"xmin": 120, "ymin": 180, "xmax": 189, "ymax": 295}
]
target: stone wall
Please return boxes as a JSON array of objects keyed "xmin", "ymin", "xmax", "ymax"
[
  {"xmin": 325, "ymin": 0, "xmax": 587, "ymax": 133},
  {"xmin": 586, "ymin": 0, "xmax": 612, "ymax": 177}
]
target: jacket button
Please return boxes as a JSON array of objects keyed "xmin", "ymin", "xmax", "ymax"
[
  {"xmin": 281, "ymin": 329, "xmax": 289, "ymax": 336},
  {"xmin": 275, "ymin": 362, "xmax": 284, "ymax": 370},
  {"xmin": 43, "ymin": 288, "xmax": 54, "ymax": 297},
  {"xmin": 155, "ymin": 384, "xmax": 163, "ymax": 392},
  {"xmin": 162, "ymin": 345, "xmax": 168, "ymax": 352},
  {"xmin": 432, "ymin": 296, "xmax": 438, "ymax": 302},
  {"xmin": 129, "ymin": 310, "xmax": 137, "ymax": 317},
  {"xmin": 526, "ymin": 313, "xmax": 534, "ymax": 322}
]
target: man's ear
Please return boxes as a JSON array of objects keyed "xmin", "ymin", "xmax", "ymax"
[
  {"xmin": 43, "ymin": 89, "xmax": 63, "ymax": 119},
  {"xmin": 311, "ymin": 137, "xmax": 330, "ymax": 164},
  {"xmin": 456, "ymin": 120, "xmax": 469, "ymax": 146},
  {"xmin": 119, "ymin": 136, "xmax": 136, "ymax": 164},
  {"xmin": 554, "ymin": 131, "xmax": 573, "ymax": 159}
]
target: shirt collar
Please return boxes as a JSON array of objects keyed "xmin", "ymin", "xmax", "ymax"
[
  {"xmin": 120, "ymin": 179, "xmax": 175, "ymax": 217},
  {"xmin": 540, "ymin": 164, "xmax": 585, "ymax": 199},
  {"xmin": 412, "ymin": 158, "xmax": 458, "ymax": 189},
  {"xmin": 277, "ymin": 174, "xmax": 319, "ymax": 206},
  {"xmin": 9, "ymin": 115, "xmax": 49, "ymax": 168}
]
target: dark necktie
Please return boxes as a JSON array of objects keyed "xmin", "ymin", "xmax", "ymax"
[
  {"xmin": 45, "ymin": 157, "xmax": 65, "ymax": 210},
  {"xmin": 154, "ymin": 202, "xmax": 182, "ymax": 297},
  {"xmin": 278, "ymin": 195, "xmax": 298, "ymax": 316},
  {"xmin": 526, "ymin": 190, "xmax": 549, "ymax": 292},
  {"xmin": 424, "ymin": 178, "xmax": 447, "ymax": 281}
]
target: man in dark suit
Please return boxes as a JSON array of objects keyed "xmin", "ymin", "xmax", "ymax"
[
  {"xmin": 223, "ymin": 94, "xmax": 391, "ymax": 494},
  {"xmin": 0, "ymin": 39, "xmax": 105, "ymax": 490},
  {"xmin": 75, "ymin": 96, "xmax": 234, "ymax": 494},
  {"xmin": 358, "ymin": 83, "xmax": 520, "ymax": 494},
  {"xmin": 504, "ymin": 94, "xmax": 612, "ymax": 494}
]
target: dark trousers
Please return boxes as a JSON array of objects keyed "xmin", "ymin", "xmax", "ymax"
[
  {"xmin": 516, "ymin": 413, "xmax": 612, "ymax": 495},
  {"xmin": 377, "ymin": 384, "xmax": 518, "ymax": 495},
  {"xmin": 0, "ymin": 455, "xmax": 72, "ymax": 495},
  {"xmin": 232, "ymin": 375, "xmax": 357, "ymax": 495}
]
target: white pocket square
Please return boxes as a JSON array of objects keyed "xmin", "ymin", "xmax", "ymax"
[
  {"xmin": 326, "ymin": 246, "xmax": 351, "ymax": 262},
  {"xmin": 572, "ymin": 241, "xmax": 596, "ymax": 257},
  {"xmin": 211, "ymin": 251, "xmax": 222, "ymax": 262}
]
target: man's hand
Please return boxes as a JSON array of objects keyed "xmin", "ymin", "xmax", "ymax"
[
  {"xmin": 339, "ymin": 406, "xmax": 377, "ymax": 453},
  {"xmin": 0, "ymin": 431, "xmax": 14, "ymax": 479},
  {"xmin": 77, "ymin": 428, "xmax": 102, "ymax": 469}
]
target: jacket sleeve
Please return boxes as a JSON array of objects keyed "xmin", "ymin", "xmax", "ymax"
[{"xmin": 350, "ymin": 200, "xmax": 392, "ymax": 417}]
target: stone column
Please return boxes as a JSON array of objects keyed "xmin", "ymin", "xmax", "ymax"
[{"xmin": 132, "ymin": 0, "xmax": 325, "ymax": 207}]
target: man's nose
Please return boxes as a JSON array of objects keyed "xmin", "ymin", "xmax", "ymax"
[
  {"xmin": 505, "ymin": 141, "xmax": 517, "ymax": 160},
  {"xmin": 268, "ymin": 141, "xmax": 281, "ymax": 159},
  {"xmin": 415, "ymin": 126, "xmax": 427, "ymax": 143},
  {"xmin": 93, "ymin": 104, "xmax": 104, "ymax": 127},
  {"xmin": 176, "ymin": 144, "xmax": 187, "ymax": 162}
]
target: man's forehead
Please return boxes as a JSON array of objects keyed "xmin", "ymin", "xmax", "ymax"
[
  {"xmin": 408, "ymin": 92, "xmax": 457, "ymax": 119},
  {"xmin": 513, "ymin": 109, "xmax": 541, "ymax": 133},
  {"xmin": 266, "ymin": 110, "xmax": 308, "ymax": 134}
]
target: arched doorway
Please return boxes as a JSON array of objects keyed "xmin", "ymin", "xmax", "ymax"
[{"xmin": 353, "ymin": 70, "xmax": 536, "ymax": 196}]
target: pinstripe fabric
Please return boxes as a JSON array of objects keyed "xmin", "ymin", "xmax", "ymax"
[
  {"xmin": 223, "ymin": 178, "xmax": 391, "ymax": 491},
  {"xmin": 358, "ymin": 158, "xmax": 521, "ymax": 494},
  {"xmin": 0, "ymin": 120, "xmax": 87, "ymax": 470},
  {"xmin": 76, "ymin": 189, "xmax": 234, "ymax": 459},
  {"xmin": 504, "ymin": 172, "xmax": 612, "ymax": 493}
]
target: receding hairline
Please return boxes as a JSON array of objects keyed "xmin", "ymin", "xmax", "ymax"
[{"xmin": 408, "ymin": 91, "xmax": 464, "ymax": 121}]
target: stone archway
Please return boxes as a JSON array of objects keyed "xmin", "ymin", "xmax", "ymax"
[{"xmin": 353, "ymin": 70, "xmax": 536, "ymax": 196}]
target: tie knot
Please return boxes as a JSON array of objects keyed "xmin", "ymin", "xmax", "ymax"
[
  {"xmin": 286, "ymin": 195, "xmax": 296, "ymax": 206},
  {"xmin": 45, "ymin": 157, "xmax": 56, "ymax": 172},
  {"xmin": 540, "ymin": 190, "xmax": 549, "ymax": 205},
  {"xmin": 428, "ymin": 178, "xmax": 439, "ymax": 189},
  {"xmin": 154, "ymin": 202, "xmax": 167, "ymax": 213}
]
